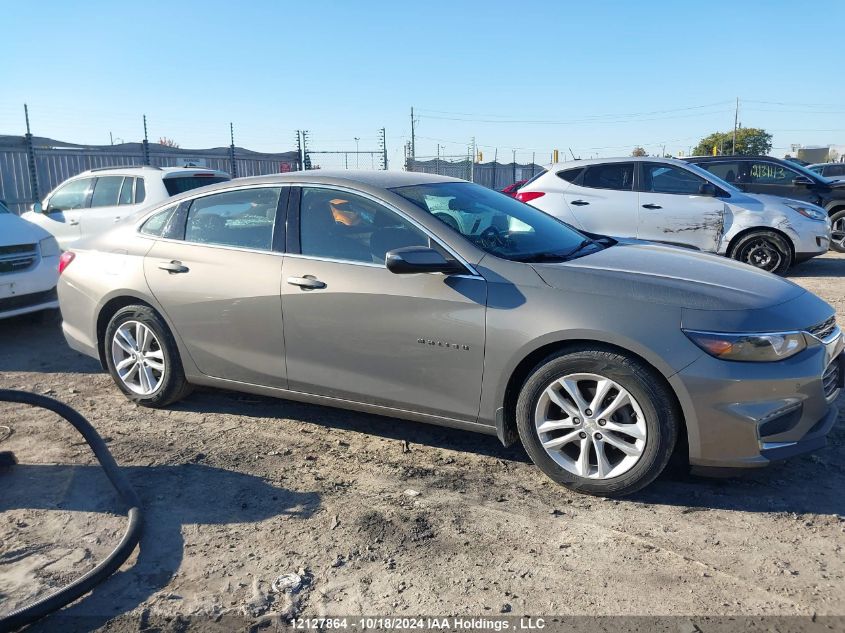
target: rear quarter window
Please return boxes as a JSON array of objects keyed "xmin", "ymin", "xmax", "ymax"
[
  {"xmin": 164, "ymin": 175, "xmax": 229, "ymax": 196},
  {"xmin": 556, "ymin": 168, "xmax": 584, "ymax": 184}
]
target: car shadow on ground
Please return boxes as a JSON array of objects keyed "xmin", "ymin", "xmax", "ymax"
[
  {"xmin": 788, "ymin": 254, "xmax": 845, "ymax": 278},
  {"xmin": 0, "ymin": 463, "xmax": 319, "ymax": 631},
  {"xmin": 0, "ymin": 312, "xmax": 100, "ymax": 374},
  {"xmin": 176, "ymin": 388, "xmax": 845, "ymax": 517},
  {"xmin": 174, "ymin": 387, "xmax": 533, "ymax": 464}
]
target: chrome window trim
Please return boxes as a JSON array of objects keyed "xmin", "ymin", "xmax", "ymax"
[
  {"xmin": 283, "ymin": 252, "xmax": 382, "ymax": 269},
  {"xmin": 137, "ymin": 234, "xmax": 283, "ymax": 257}
]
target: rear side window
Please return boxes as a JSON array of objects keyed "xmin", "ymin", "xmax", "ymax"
[
  {"xmin": 91, "ymin": 176, "xmax": 124, "ymax": 207},
  {"xmin": 185, "ymin": 187, "xmax": 281, "ymax": 251},
  {"xmin": 825, "ymin": 164, "xmax": 845, "ymax": 177},
  {"xmin": 582, "ymin": 163, "xmax": 634, "ymax": 190},
  {"xmin": 164, "ymin": 175, "xmax": 229, "ymax": 196},
  {"xmin": 556, "ymin": 168, "xmax": 584, "ymax": 184},
  {"xmin": 140, "ymin": 204, "xmax": 178, "ymax": 236},
  {"xmin": 118, "ymin": 177, "xmax": 134, "ymax": 205},
  {"xmin": 135, "ymin": 178, "xmax": 146, "ymax": 203},
  {"xmin": 700, "ymin": 162, "xmax": 740, "ymax": 183}
]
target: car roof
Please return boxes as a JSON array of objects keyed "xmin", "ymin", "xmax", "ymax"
[
  {"xmin": 545, "ymin": 156, "xmax": 694, "ymax": 169},
  {"xmin": 684, "ymin": 155, "xmax": 782, "ymax": 162},
  {"xmin": 74, "ymin": 165, "xmax": 230, "ymax": 177},
  {"xmin": 808, "ymin": 162, "xmax": 841, "ymax": 168}
]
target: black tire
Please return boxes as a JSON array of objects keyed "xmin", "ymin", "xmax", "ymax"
[
  {"xmin": 830, "ymin": 209, "xmax": 845, "ymax": 254},
  {"xmin": 515, "ymin": 346, "xmax": 679, "ymax": 497},
  {"xmin": 104, "ymin": 305, "xmax": 192, "ymax": 407},
  {"xmin": 728, "ymin": 230, "xmax": 793, "ymax": 275}
]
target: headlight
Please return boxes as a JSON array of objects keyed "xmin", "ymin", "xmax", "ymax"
[
  {"xmin": 786, "ymin": 203, "xmax": 826, "ymax": 222},
  {"xmin": 683, "ymin": 329, "xmax": 806, "ymax": 362},
  {"xmin": 39, "ymin": 236, "xmax": 60, "ymax": 258}
]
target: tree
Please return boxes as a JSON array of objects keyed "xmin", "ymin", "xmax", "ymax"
[
  {"xmin": 692, "ymin": 128, "xmax": 772, "ymax": 157},
  {"xmin": 631, "ymin": 146, "xmax": 647, "ymax": 157},
  {"xmin": 158, "ymin": 137, "xmax": 180, "ymax": 148}
]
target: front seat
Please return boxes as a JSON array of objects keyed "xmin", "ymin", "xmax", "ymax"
[{"xmin": 300, "ymin": 195, "xmax": 371, "ymax": 262}]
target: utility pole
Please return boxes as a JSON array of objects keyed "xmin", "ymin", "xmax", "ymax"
[
  {"xmin": 492, "ymin": 148, "xmax": 498, "ymax": 189},
  {"xmin": 24, "ymin": 104, "xmax": 39, "ymax": 204},
  {"xmin": 354, "ymin": 137, "xmax": 360, "ymax": 168},
  {"xmin": 142, "ymin": 114, "xmax": 150, "ymax": 166},
  {"xmin": 531, "ymin": 151, "xmax": 536, "ymax": 177},
  {"xmin": 228, "ymin": 122, "xmax": 238, "ymax": 178},
  {"xmin": 732, "ymin": 97, "xmax": 739, "ymax": 156},
  {"xmin": 512, "ymin": 149, "xmax": 516, "ymax": 184},
  {"xmin": 410, "ymin": 107, "xmax": 416, "ymax": 166},
  {"xmin": 109, "ymin": 131, "xmax": 114, "ymax": 145},
  {"xmin": 436, "ymin": 144, "xmax": 441, "ymax": 175},
  {"xmin": 470, "ymin": 137, "xmax": 476, "ymax": 183}
]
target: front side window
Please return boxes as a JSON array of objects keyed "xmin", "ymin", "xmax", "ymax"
[
  {"xmin": 47, "ymin": 178, "xmax": 94, "ymax": 211},
  {"xmin": 299, "ymin": 188, "xmax": 428, "ymax": 264},
  {"xmin": 393, "ymin": 181, "xmax": 600, "ymax": 263},
  {"xmin": 91, "ymin": 176, "xmax": 124, "ymax": 207},
  {"xmin": 642, "ymin": 163, "xmax": 705, "ymax": 194},
  {"xmin": 749, "ymin": 161, "xmax": 799, "ymax": 185},
  {"xmin": 825, "ymin": 164, "xmax": 845, "ymax": 177},
  {"xmin": 185, "ymin": 187, "xmax": 281, "ymax": 251},
  {"xmin": 582, "ymin": 163, "xmax": 634, "ymax": 191}
]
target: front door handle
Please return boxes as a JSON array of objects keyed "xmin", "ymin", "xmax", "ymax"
[
  {"xmin": 158, "ymin": 260, "xmax": 189, "ymax": 274},
  {"xmin": 68, "ymin": 219, "xmax": 80, "ymax": 226},
  {"xmin": 113, "ymin": 216, "xmax": 122, "ymax": 223},
  {"xmin": 570, "ymin": 200, "xmax": 590, "ymax": 206},
  {"xmin": 287, "ymin": 276, "xmax": 326, "ymax": 290},
  {"xmin": 642, "ymin": 203, "xmax": 662, "ymax": 210}
]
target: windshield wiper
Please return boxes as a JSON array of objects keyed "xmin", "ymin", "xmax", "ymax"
[{"xmin": 510, "ymin": 238, "xmax": 599, "ymax": 263}]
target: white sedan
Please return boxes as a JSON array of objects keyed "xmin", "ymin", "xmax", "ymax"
[{"xmin": 0, "ymin": 200, "xmax": 61, "ymax": 319}]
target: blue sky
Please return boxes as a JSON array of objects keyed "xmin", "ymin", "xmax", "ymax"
[{"xmin": 2, "ymin": 0, "xmax": 844, "ymax": 168}]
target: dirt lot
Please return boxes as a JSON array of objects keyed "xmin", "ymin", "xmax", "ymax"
[{"xmin": 1, "ymin": 252, "xmax": 844, "ymax": 631}]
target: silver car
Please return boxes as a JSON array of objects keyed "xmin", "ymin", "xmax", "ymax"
[{"xmin": 57, "ymin": 172, "xmax": 844, "ymax": 496}]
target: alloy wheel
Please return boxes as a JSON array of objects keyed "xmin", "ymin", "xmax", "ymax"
[
  {"xmin": 111, "ymin": 321, "xmax": 166, "ymax": 395},
  {"xmin": 534, "ymin": 373, "xmax": 647, "ymax": 479}
]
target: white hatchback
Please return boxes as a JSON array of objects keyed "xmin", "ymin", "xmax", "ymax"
[
  {"xmin": 22, "ymin": 166, "xmax": 230, "ymax": 249},
  {"xmin": 516, "ymin": 157, "xmax": 831, "ymax": 274},
  {"xmin": 0, "ymin": 200, "xmax": 60, "ymax": 319}
]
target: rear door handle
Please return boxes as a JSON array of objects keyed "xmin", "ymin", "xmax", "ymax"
[
  {"xmin": 158, "ymin": 260, "xmax": 189, "ymax": 274},
  {"xmin": 287, "ymin": 276, "xmax": 326, "ymax": 290},
  {"xmin": 642, "ymin": 203, "xmax": 662, "ymax": 210},
  {"xmin": 113, "ymin": 216, "xmax": 122, "ymax": 223},
  {"xmin": 570, "ymin": 200, "xmax": 590, "ymax": 206}
]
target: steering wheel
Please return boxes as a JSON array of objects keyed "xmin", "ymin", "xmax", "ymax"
[{"xmin": 479, "ymin": 226, "xmax": 506, "ymax": 250}]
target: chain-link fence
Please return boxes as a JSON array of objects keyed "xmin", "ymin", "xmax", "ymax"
[{"xmin": 406, "ymin": 156, "xmax": 545, "ymax": 191}]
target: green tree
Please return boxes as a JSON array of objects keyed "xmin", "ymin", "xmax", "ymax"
[
  {"xmin": 631, "ymin": 146, "xmax": 647, "ymax": 157},
  {"xmin": 693, "ymin": 128, "xmax": 772, "ymax": 156}
]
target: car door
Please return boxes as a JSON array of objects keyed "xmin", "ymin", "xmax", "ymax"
[
  {"xmin": 81, "ymin": 176, "xmax": 136, "ymax": 238},
  {"xmin": 37, "ymin": 177, "xmax": 95, "ymax": 247},
  {"xmin": 281, "ymin": 186, "xmax": 487, "ymax": 422},
  {"xmin": 142, "ymin": 185, "xmax": 288, "ymax": 388},
  {"xmin": 561, "ymin": 162, "xmax": 638, "ymax": 237},
  {"xmin": 636, "ymin": 162, "xmax": 727, "ymax": 253}
]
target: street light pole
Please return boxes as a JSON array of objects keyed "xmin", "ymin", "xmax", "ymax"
[{"xmin": 354, "ymin": 137, "xmax": 360, "ymax": 168}]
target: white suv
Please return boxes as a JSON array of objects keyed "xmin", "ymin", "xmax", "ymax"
[
  {"xmin": 23, "ymin": 166, "xmax": 230, "ymax": 248},
  {"xmin": 0, "ymin": 200, "xmax": 60, "ymax": 319},
  {"xmin": 516, "ymin": 157, "xmax": 831, "ymax": 274}
]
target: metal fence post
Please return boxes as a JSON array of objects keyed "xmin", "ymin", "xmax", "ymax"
[
  {"xmin": 23, "ymin": 104, "xmax": 39, "ymax": 204},
  {"xmin": 229, "ymin": 122, "xmax": 238, "ymax": 178},
  {"xmin": 142, "ymin": 115, "xmax": 150, "ymax": 166}
]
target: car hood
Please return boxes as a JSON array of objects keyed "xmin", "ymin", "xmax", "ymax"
[
  {"xmin": 531, "ymin": 241, "xmax": 806, "ymax": 312},
  {"xmin": 0, "ymin": 213, "xmax": 50, "ymax": 246}
]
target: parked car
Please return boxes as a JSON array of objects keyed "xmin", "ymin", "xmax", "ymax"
[
  {"xmin": 0, "ymin": 199, "xmax": 60, "ymax": 319},
  {"xmin": 500, "ymin": 179, "xmax": 527, "ymax": 198},
  {"xmin": 785, "ymin": 156, "xmax": 810, "ymax": 167},
  {"xmin": 684, "ymin": 155, "xmax": 845, "ymax": 253},
  {"xmin": 57, "ymin": 171, "xmax": 843, "ymax": 497},
  {"xmin": 515, "ymin": 157, "xmax": 831, "ymax": 274},
  {"xmin": 808, "ymin": 162, "xmax": 845, "ymax": 180},
  {"xmin": 22, "ymin": 166, "xmax": 231, "ymax": 249}
]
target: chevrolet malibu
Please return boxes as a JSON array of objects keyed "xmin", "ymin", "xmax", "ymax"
[{"xmin": 57, "ymin": 172, "xmax": 844, "ymax": 496}]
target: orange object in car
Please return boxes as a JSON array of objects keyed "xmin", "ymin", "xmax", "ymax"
[{"xmin": 330, "ymin": 198, "xmax": 362, "ymax": 226}]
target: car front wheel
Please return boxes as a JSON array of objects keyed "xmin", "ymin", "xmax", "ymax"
[
  {"xmin": 516, "ymin": 347, "xmax": 679, "ymax": 497},
  {"xmin": 104, "ymin": 305, "xmax": 192, "ymax": 407},
  {"xmin": 830, "ymin": 209, "xmax": 845, "ymax": 253},
  {"xmin": 729, "ymin": 230, "xmax": 793, "ymax": 274}
]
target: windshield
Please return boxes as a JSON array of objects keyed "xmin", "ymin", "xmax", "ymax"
[
  {"xmin": 683, "ymin": 161, "xmax": 743, "ymax": 194},
  {"xmin": 787, "ymin": 160, "xmax": 832, "ymax": 184},
  {"xmin": 391, "ymin": 181, "xmax": 604, "ymax": 262}
]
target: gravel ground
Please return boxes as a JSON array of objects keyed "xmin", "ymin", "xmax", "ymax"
[{"xmin": 1, "ymin": 251, "xmax": 844, "ymax": 631}]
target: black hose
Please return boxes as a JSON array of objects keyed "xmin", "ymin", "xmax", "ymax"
[{"xmin": 0, "ymin": 390, "xmax": 143, "ymax": 633}]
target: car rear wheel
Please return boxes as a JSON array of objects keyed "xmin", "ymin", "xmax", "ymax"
[
  {"xmin": 830, "ymin": 209, "xmax": 845, "ymax": 253},
  {"xmin": 516, "ymin": 347, "xmax": 678, "ymax": 497},
  {"xmin": 729, "ymin": 230, "xmax": 793, "ymax": 275},
  {"xmin": 104, "ymin": 305, "xmax": 192, "ymax": 407}
]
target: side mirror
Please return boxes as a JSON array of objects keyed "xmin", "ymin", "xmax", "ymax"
[
  {"xmin": 33, "ymin": 201, "xmax": 44, "ymax": 213},
  {"xmin": 385, "ymin": 246, "xmax": 464, "ymax": 275},
  {"xmin": 698, "ymin": 183, "xmax": 718, "ymax": 197},
  {"xmin": 792, "ymin": 176, "xmax": 814, "ymax": 186}
]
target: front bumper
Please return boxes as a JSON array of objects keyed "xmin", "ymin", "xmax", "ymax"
[
  {"xmin": 0, "ymin": 256, "xmax": 60, "ymax": 319},
  {"xmin": 669, "ymin": 336, "xmax": 843, "ymax": 469}
]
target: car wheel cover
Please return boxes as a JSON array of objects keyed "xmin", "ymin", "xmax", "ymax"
[
  {"xmin": 111, "ymin": 320, "xmax": 166, "ymax": 395},
  {"xmin": 534, "ymin": 372, "xmax": 647, "ymax": 479},
  {"xmin": 740, "ymin": 238, "xmax": 783, "ymax": 271}
]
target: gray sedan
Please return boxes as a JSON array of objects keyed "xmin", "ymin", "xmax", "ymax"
[{"xmin": 57, "ymin": 171, "xmax": 844, "ymax": 496}]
